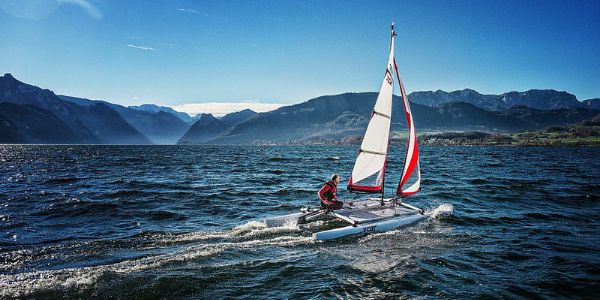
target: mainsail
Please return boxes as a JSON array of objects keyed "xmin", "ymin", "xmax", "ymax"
[
  {"xmin": 348, "ymin": 23, "xmax": 421, "ymax": 197},
  {"xmin": 347, "ymin": 25, "xmax": 395, "ymax": 193}
]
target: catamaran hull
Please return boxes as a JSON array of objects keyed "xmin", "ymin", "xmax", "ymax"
[
  {"xmin": 313, "ymin": 212, "xmax": 430, "ymax": 240},
  {"xmin": 263, "ymin": 198, "xmax": 428, "ymax": 240},
  {"xmin": 263, "ymin": 212, "xmax": 306, "ymax": 227},
  {"xmin": 263, "ymin": 210, "xmax": 329, "ymax": 227}
]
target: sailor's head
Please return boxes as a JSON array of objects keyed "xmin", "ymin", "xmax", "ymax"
[{"xmin": 331, "ymin": 174, "xmax": 340, "ymax": 185}]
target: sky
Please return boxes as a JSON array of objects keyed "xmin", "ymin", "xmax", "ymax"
[{"xmin": 1, "ymin": 0, "xmax": 599, "ymax": 116}]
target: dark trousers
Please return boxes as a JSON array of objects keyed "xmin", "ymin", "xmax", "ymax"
[{"xmin": 321, "ymin": 201, "xmax": 343, "ymax": 210}]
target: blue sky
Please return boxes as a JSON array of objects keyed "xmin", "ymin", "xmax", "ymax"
[{"xmin": 1, "ymin": 0, "xmax": 599, "ymax": 115}]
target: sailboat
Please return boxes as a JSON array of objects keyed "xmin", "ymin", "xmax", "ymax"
[{"xmin": 264, "ymin": 23, "xmax": 430, "ymax": 240}]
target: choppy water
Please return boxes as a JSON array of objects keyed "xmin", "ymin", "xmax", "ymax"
[{"xmin": 0, "ymin": 145, "xmax": 598, "ymax": 299}]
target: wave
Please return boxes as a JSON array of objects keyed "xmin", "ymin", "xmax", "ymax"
[
  {"xmin": 479, "ymin": 163, "xmax": 502, "ymax": 167},
  {"xmin": 266, "ymin": 169, "xmax": 286, "ymax": 174},
  {"xmin": 468, "ymin": 178, "xmax": 488, "ymax": 184},
  {"xmin": 429, "ymin": 203, "xmax": 454, "ymax": 219},
  {"xmin": 323, "ymin": 157, "xmax": 341, "ymax": 160},
  {"xmin": 268, "ymin": 157, "xmax": 291, "ymax": 162},
  {"xmin": 44, "ymin": 177, "xmax": 88, "ymax": 184},
  {"xmin": 0, "ymin": 220, "xmax": 313, "ymax": 298},
  {"xmin": 3, "ymin": 145, "xmax": 598, "ymax": 299}
]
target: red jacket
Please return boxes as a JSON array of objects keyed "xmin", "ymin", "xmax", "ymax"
[{"xmin": 319, "ymin": 180, "xmax": 338, "ymax": 204}]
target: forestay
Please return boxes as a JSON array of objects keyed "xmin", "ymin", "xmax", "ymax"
[{"xmin": 347, "ymin": 26, "xmax": 395, "ymax": 193}]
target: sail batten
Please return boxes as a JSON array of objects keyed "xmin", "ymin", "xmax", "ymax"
[
  {"xmin": 360, "ymin": 149, "xmax": 387, "ymax": 156},
  {"xmin": 372, "ymin": 110, "xmax": 391, "ymax": 119}
]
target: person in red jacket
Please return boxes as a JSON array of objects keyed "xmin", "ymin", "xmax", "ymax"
[{"xmin": 319, "ymin": 174, "xmax": 343, "ymax": 210}]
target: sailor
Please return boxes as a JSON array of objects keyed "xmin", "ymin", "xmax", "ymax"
[{"xmin": 319, "ymin": 174, "xmax": 343, "ymax": 210}]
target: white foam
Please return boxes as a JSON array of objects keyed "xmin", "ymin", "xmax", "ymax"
[
  {"xmin": 232, "ymin": 220, "xmax": 267, "ymax": 232},
  {"xmin": 0, "ymin": 226, "xmax": 313, "ymax": 298},
  {"xmin": 429, "ymin": 203, "xmax": 454, "ymax": 219},
  {"xmin": 167, "ymin": 220, "xmax": 299, "ymax": 243}
]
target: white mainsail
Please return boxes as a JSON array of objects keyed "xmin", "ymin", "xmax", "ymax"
[{"xmin": 348, "ymin": 26, "xmax": 395, "ymax": 192}]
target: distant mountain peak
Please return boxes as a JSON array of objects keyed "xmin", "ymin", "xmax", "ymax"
[
  {"xmin": 199, "ymin": 113, "xmax": 217, "ymax": 121},
  {"xmin": 583, "ymin": 98, "xmax": 600, "ymax": 110},
  {"xmin": 460, "ymin": 88, "xmax": 477, "ymax": 95},
  {"xmin": 178, "ymin": 109, "xmax": 258, "ymax": 144},
  {"xmin": 137, "ymin": 104, "xmax": 159, "ymax": 109},
  {"xmin": 0, "ymin": 73, "xmax": 23, "ymax": 90},
  {"xmin": 128, "ymin": 103, "xmax": 192, "ymax": 123}
]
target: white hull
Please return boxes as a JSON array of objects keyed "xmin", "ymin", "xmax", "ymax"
[
  {"xmin": 263, "ymin": 198, "xmax": 427, "ymax": 240},
  {"xmin": 313, "ymin": 212, "xmax": 430, "ymax": 240}
]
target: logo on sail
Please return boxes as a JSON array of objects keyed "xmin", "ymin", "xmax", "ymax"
[{"xmin": 385, "ymin": 64, "xmax": 393, "ymax": 85}]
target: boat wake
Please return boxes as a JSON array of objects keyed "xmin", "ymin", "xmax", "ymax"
[
  {"xmin": 0, "ymin": 221, "xmax": 313, "ymax": 298},
  {"xmin": 167, "ymin": 220, "xmax": 301, "ymax": 243},
  {"xmin": 0, "ymin": 204, "xmax": 454, "ymax": 298},
  {"xmin": 329, "ymin": 203, "xmax": 458, "ymax": 276}
]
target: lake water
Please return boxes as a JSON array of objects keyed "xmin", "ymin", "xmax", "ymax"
[{"xmin": 1, "ymin": 145, "xmax": 599, "ymax": 299}]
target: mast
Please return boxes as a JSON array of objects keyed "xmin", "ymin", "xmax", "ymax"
[
  {"xmin": 347, "ymin": 23, "xmax": 396, "ymax": 194},
  {"xmin": 381, "ymin": 22, "xmax": 397, "ymax": 205}
]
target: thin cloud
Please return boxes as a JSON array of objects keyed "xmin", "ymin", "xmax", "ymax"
[
  {"xmin": 57, "ymin": 0, "xmax": 102, "ymax": 19},
  {"xmin": 127, "ymin": 44, "xmax": 157, "ymax": 51},
  {"xmin": 171, "ymin": 102, "xmax": 285, "ymax": 117},
  {"xmin": 177, "ymin": 8, "xmax": 199, "ymax": 14}
]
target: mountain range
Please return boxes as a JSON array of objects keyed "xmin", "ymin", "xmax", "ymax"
[
  {"xmin": 202, "ymin": 93, "xmax": 599, "ymax": 144},
  {"xmin": 0, "ymin": 73, "xmax": 150, "ymax": 144},
  {"xmin": 408, "ymin": 88, "xmax": 597, "ymax": 111},
  {"xmin": 128, "ymin": 104, "xmax": 194, "ymax": 124},
  {"xmin": 1, "ymin": 73, "xmax": 599, "ymax": 145},
  {"xmin": 57, "ymin": 95, "xmax": 190, "ymax": 144}
]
